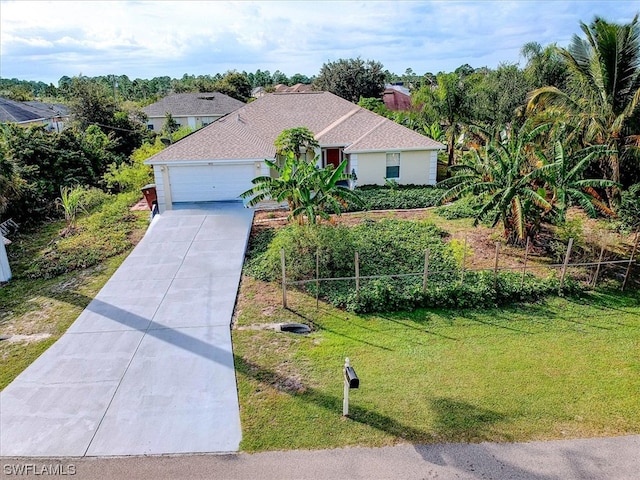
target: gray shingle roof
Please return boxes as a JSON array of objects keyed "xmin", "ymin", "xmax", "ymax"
[
  {"xmin": 142, "ymin": 92, "xmax": 245, "ymax": 118},
  {"xmin": 146, "ymin": 92, "xmax": 444, "ymax": 164},
  {"xmin": 0, "ymin": 97, "xmax": 68, "ymax": 123}
]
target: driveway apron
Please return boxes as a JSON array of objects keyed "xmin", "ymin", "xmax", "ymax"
[{"xmin": 0, "ymin": 203, "xmax": 253, "ymax": 457}]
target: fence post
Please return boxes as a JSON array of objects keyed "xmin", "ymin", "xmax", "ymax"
[
  {"xmin": 460, "ymin": 237, "xmax": 467, "ymax": 285},
  {"xmin": 355, "ymin": 251, "xmax": 360, "ymax": 300},
  {"xmin": 423, "ymin": 249, "xmax": 430, "ymax": 292},
  {"xmin": 316, "ymin": 250, "xmax": 320, "ymax": 309},
  {"xmin": 560, "ymin": 238, "xmax": 574, "ymax": 289},
  {"xmin": 621, "ymin": 231, "xmax": 639, "ymax": 291},
  {"xmin": 592, "ymin": 245, "xmax": 605, "ymax": 288},
  {"xmin": 521, "ymin": 237, "xmax": 530, "ymax": 290},
  {"xmin": 493, "ymin": 242, "xmax": 500, "ymax": 289},
  {"xmin": 281, "ymin": 248, "xmax": 287, "ymax": 308}
]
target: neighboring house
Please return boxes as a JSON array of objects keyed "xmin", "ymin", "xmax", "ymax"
[
  {"xmin": 145, "ymin": 91, "xmax": 444, "ymax": 212},
  {"xmin": 142, "ymin": 92, "xmax": 245, "ymax": 131},
  {"xmin": 251, "ymin": 86, "xmax": 267, "ymax": 98},
  {"xmin": 273, "ymin": 83, "xmax": 314, "ymax": 93},
  {"xmin": 0, "ymin": 97, "xmax": 69, "ymax": 131},
  {"xmin": 383, "ymin": 83, "xmax": 412, "ymax": 111}
]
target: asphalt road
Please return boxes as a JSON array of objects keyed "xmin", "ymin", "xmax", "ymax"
[{"xmin": 2, "ymin": 435, "xmax": 639, "ymax": 480}]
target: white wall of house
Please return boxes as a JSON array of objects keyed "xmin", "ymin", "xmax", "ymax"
[
  {"xmin": 0, "ymin": 239, "xmax": 11, "ymax": 282},
  {"xmin": 147, "ymin": 115, "xmax": 221, "ymax": 132},
  {"xmin": 353, "ymin": 150, "xmax": 436, "ymax": 186}
]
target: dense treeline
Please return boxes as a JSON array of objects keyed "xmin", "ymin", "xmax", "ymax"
[{"xmin": 0, "ymin": 69, "xmax": 314, "ymax": 104}]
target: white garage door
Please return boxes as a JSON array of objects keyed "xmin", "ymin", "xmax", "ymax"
[{"xmin": 168, "ymin": 164, "xmax": 256, "ymax": 203}]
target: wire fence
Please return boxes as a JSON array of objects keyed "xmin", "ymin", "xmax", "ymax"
[{"xmin": 279, "ymin": 232, "xmax": 640, "ymax": 308}]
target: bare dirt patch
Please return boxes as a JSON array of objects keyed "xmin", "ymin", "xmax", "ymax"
[{"xmin": 2, "ymin": 333, "xmax": 52, "ymax": 344}]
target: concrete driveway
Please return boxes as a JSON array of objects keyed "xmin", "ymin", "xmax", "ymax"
[{"xmin": 0, "ymin": 203, "xmax": 253, "ymax": 457}]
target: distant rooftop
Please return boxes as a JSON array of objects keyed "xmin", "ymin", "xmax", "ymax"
[
  {"xmin": 142, "ymin": 92, "xmax": 245, "ymax": 117},
  {"xmin": 0, "ymin": 97, "xmax": 68, "ymax": 123}
]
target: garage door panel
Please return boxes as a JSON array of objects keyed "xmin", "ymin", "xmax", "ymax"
[{"xmin": 169, "ymin": 165, "xmax": 255, "ymax": 202}]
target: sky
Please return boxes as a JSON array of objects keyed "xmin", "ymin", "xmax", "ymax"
[{"xmin": 1, "ymin": 0, "xmax": 638, "ymax": 85}]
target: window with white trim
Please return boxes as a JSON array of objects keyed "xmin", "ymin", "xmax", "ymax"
[{"xmin": 385, "ymin": 152, "xmax": 400, "ymax": 179}]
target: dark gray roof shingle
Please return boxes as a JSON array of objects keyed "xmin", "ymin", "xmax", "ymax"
[
  {"xmin": 142, "ymin": 92, "xmax": 245, "ymax": 117},
  {"xmin": 0, "ymin": 97, "xmax": 68, "ymax": 123}
]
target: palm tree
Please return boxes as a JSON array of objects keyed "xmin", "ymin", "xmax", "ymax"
[
  {"xmin": 240, "ymin": 151, "xmax": 314, "ymax": 217},
  {"xmin": 274, "ymin": 127, "xmax": 319, "ymax": 162},
  {"xmin": 414, "ymin": 72, "xmax": 469, "ymax": 172},
  {"xmin": 242, "ymin": 127, "xmax": 363, "ymax": 224},
  {"xmin": 534, "ymin": 141, "xmax": 618, "ymax": 222},
  {"xmin": 520, "ymin": 41, "xmax": 568, "ymax": 90},
  {"xmin": 291, "ymin": 159, "xmax": 364, "ymax": 224},
  {"xmin": 527, "ymin": 15, "xmax": 640, "ymax": 197},
  {"xmin": 241, "ymin": 153, "xmax": 362, "ymax": 224},
  {"xmin": 438, "ymin": 122, "xmax": 553, "ymax": 244}
]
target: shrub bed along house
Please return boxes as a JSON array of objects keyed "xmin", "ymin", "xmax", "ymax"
[{"xmin": 341, "ymin": 185, "xmax": 443, "ymax": 212}]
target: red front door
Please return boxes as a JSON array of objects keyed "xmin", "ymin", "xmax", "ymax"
[{"xmin": 325, "ymin": 148, "xmax": 342, "ymax": 170}]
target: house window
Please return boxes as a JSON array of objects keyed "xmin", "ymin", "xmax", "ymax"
[
  {"xmin": 386, "ymin": 153, "xmax": 400, "ymax": 179},
  {"xmin": 147, "ymin": 124, "xmax": 154, "ymax": 130}
]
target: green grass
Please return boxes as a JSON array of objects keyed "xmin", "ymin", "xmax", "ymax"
[
  {"xmin": 234, "ymin": 285, "xmax": 640, "ymax": 452},
  {"xmin": 0, "ymin": 192, "xmax": 149, "ymax": 390}
]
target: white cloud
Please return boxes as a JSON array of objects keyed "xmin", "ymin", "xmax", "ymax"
[{"xmin": 1, "ymin": 0, "xmax": 638, "ymax": 83}]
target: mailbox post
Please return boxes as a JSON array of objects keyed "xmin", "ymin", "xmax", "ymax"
[{"xmin": 343, "ymin": 357, "xmax": 359, "ymax": 417}]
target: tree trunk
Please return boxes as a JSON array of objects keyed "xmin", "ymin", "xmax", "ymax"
[{"xmin": 447, "ymin": 133, "xmax": 455, "ymax": 177}]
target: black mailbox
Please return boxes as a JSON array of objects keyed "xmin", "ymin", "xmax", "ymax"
[{"xmin": 344, "ymin": 366, "xmax": 359, "ymax": 389}]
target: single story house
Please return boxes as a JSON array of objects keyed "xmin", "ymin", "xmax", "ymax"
[
  {"xmin": 142, "ymin": 92, "xmax": 245, "ymax": 131},
  {"xmin": 0, "ymin": 97, "xmax": 69, "ymax": 131},
  {"xmin": 145, "ymin": 91, "xmax": 444, "ymax": 212}
]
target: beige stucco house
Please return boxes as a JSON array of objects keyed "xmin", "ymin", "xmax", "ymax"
[
  {"xmin": 145, "ymin": 91, "xmax": 444, "ymax": 212},
  {"xmin": 142, "ymin": 92, "xmax": 244, "ymax": 132}
]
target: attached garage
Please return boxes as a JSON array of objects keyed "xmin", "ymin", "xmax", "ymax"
[{"xmin": 150, "ymin": 161, "xmax": 265, "ymax": 212}]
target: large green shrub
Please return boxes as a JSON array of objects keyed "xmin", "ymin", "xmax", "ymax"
[{"xmin": 343, "ymin": 271, "xmax": 575, "ymax": 313}]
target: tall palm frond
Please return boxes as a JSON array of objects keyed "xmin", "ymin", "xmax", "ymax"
[{"xmin": 527, "ymin": 14, "xmax": 640, "ymax": 193}]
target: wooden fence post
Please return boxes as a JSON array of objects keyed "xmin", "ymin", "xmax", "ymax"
[
  {"xmin": 493, "ymin": 242, "xmax": 500, "ymax": 289},
  {"xmin": 621, "ymin": 231, "xmax": 639, "ymax": 291},
  {"xmin": 355, "ymin": 251, "xmax": 360, "ymax": 300},
  {"xmin": 423, "ymin": 249, "xmax": 430, "ymax": 292},
  {"xmin": 521, "ymin": 237, "xmax": 530, "ymax": 290},
  {"xmin": 592, "ymin": 245, "xmax": 605, "ymax": 288},
  {"xmin": 560, "ymin": 238, "xmax": 574, "ymax": 289},
  {"xmin": 281, "ymin": 248, "xmax": 287, "ymax": 308},
  {"xmin": 316, "ymin": 250, "xmax": 320, "ymax": 309}
]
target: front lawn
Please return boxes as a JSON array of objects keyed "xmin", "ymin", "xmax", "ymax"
[{"xmin": 233, "ymin": 280, "xmax": 640, "ymax": 452}]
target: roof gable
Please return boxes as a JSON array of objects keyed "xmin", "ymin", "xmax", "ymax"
[{"xmin": 146, "ymin": 92, "xmax": 444, "ymax": 164}]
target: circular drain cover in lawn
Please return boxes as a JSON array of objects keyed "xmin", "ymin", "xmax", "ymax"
[{"xmin": 279, "ymin": 323, "xmax": 312, "ymax": 334}]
